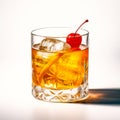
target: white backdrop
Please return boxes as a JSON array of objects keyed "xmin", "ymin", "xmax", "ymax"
[{"xmin": 0, "ymin": 0, "xmax": 120, "ymax": 120}]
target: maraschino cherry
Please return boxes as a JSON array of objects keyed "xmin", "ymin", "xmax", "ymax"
[{"xmin": 66, "ymin": 19, "xmax": 89, "ymax": 48}]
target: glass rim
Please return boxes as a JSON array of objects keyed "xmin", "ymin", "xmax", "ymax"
[{"xmin": 31, "ymin": 27, "xmax": 89, "ymax": 38}]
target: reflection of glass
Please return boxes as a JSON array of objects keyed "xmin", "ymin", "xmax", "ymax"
[
  {"xmin": 81, "ymin": 89, "xmax": 120, "ymax": 105},
  {"xmin": 31, "ymin": 27, "xmax": 89, "ymax": 102}
]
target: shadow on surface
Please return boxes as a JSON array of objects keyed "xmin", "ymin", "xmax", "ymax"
[{"xmin": 77, "ymin": 88, "xmax": 120, "ymax": 105}]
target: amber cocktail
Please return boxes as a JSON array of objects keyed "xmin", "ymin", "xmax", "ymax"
[{"xmin": 31, "ymin": 27, "xmax": 89, "ymax": 102}]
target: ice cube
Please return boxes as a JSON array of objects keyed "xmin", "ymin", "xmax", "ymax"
[{"xmin": 39, "ymin": 38, "xmax": 71, "ymax": 52}]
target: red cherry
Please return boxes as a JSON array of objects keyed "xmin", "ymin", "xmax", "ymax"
[
  {"xmin": 66, "ymin": 19, "xmax": 88, "ymax": 48},
  {"xmin": 66, "ymin": 33, "xmax": 82, "ymax": 48}
]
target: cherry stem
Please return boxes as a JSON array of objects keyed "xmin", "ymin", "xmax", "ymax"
[{"xmin": 75, "ymin": 19, "xmax": 89, "ymax": 34}]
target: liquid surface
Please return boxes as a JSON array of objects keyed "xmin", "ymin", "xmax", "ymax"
[{"xmin": 32, "ymin": 44, "xmax": 88, "ymax": 90}]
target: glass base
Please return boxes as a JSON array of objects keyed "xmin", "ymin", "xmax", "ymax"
[{"xmin": 32, "ymin": 82, "xmax": 88, "ymax": 103}]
